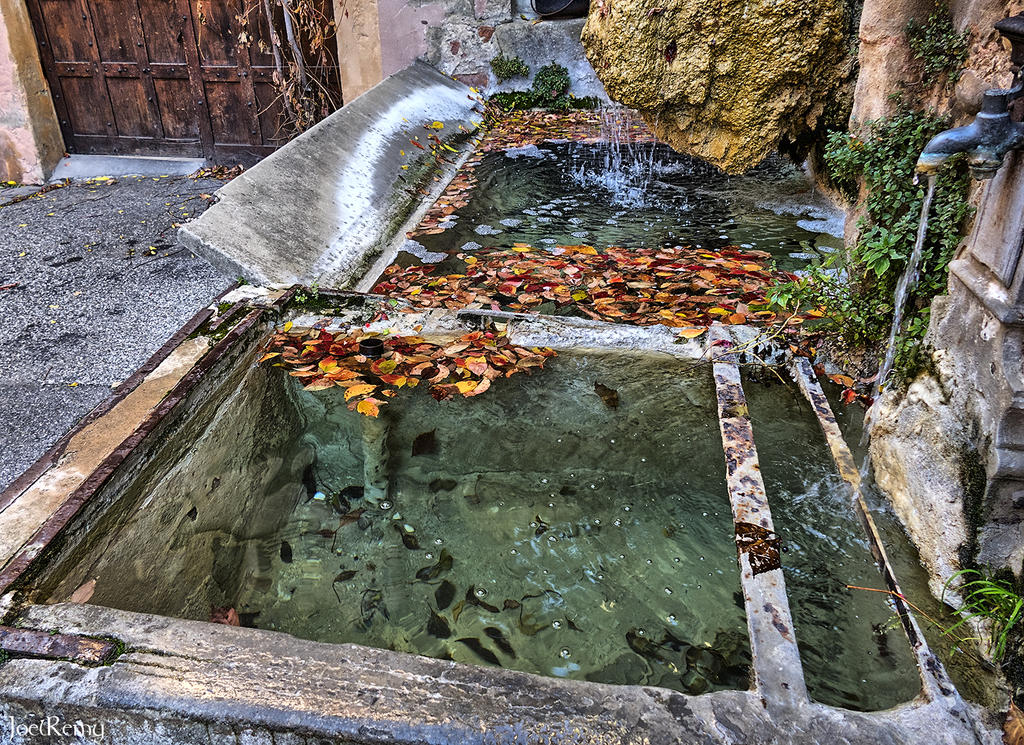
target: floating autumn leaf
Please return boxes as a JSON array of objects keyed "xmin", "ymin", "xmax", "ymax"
[
  {"xmin": 345, "ymin": 383, "xmax": 377, "ymax": 401},
  {"xmin": 371, "ymin": 243, "xmax": 813, "ymax": 331},
  {"xmin": 260, "ymin": 326, "xmax": 556, "ymax": 417},
  {"xmin": 357, "ymin": 398, "xmax": 382, "ymax": 417},
  {"xmin": 828, "ymin": 373, "xmax": 856, "ymax": 388}
]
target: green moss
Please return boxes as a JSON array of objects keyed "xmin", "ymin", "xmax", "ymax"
[
  {"xmin": 957, "ymin": 441, "xmax": 988, "ymax": 571},
  {"xmin": 489, "ymin": 63, "xmax": 591, "ymax": 113},
  {"xmin": 490, "ymin": 54, "xmax": 529, "ymax": 82}
]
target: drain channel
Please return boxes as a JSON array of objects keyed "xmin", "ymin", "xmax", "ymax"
[{"xmin": 789, "ymin": 356, "xmax": 961, "ymax": 704}]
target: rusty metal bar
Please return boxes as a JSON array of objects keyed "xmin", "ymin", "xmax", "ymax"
[
  {"xmin": 710, "ymin": 325, "xmax": 808, "ymax": 709},
  {"xmin": 0, "ymin": 626, "xmax": 117, "ymax": 665},
  {"xmin": 789, "ymin": 356, "xmax": 962, "ymax": 704}
]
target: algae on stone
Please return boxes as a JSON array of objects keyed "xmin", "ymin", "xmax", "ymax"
[{"xmin": 581, "ymin": 0, "xmax": 854, "ymax": 173}]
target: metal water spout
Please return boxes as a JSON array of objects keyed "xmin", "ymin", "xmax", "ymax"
[{"xmin": 916, "ymin": 13, "xmax": 1024, "ymax": 179}]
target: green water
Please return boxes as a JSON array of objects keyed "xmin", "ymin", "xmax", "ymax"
[
  {"xmin": 240, "ymin": 351, "xmax": 751, "ymax": 695},
  {"xmin": 227, "ymin": 351, "xmax": 923, "ymax": 710}
]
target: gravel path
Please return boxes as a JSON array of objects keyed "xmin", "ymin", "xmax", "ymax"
[{"xmin": 0, "ymin": 175, "xmax": 232, "ymax": 491}]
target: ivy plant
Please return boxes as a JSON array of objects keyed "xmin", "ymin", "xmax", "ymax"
[{"xmin": 768, "ymin": 112, "xmax": 974, "ymax": 378}]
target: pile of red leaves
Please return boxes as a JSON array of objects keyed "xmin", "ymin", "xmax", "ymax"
[
  {"xmin": 372, "ymin": 243, "xmax": 816, "ymax": 330},
  {"xmin": 261, "ymin": 327, "xmax": 556, "ymax": 416}
]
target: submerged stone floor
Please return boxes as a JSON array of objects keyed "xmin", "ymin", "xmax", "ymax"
[{"xmin": 0, "ymin": 175, "xmax": 230, "ymax": 491}]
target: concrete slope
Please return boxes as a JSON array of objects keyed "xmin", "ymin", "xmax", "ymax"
[{"xmin": 180, "ymin": 61, "xmax": 483, "ymax": 288}]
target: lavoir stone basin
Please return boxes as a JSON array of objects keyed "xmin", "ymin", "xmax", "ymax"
[{"xmin": 0, "ymin": 289, "xmax": 997, "ymax": 744}]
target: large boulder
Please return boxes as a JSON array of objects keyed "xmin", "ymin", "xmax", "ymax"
[{"xmin": 581, "ymin": 0, "xmax": 854, "ymax": 173}]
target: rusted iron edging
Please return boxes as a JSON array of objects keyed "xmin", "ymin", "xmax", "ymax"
[
  {"xmin": 709, "ymin": 324, "xmax": 809, "ymax": 710},
  {"xmin": 0, "ymin": 626, "xmax": 117, "ymax": 666},
  {"xmin": 789, "ymin": 356, "xmax": 960, "ymax": 704}
]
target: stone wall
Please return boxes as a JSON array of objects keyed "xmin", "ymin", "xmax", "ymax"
[
  {"xmin": 335, "ymin": 0, "xmax": 607, "ymax": 102},
  {"xmin": 0, "ymin": 0, "xmax": 62, "ymax": 184},
  {"xmin": 858, "ymin": 0, "xmax": 1024, "ymax": 590}
]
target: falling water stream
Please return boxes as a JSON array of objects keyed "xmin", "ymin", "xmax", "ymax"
[{"xmin": 860, "ymin": 174, "xmax": 938, "ymax": 467}]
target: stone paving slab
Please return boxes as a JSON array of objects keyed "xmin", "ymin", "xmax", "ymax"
[{"xmin": 0, "ymin": 175, "xmax": 231, "ymax": 491}]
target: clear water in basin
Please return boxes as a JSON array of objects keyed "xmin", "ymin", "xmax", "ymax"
[
  {"xmin": 411, "ymin": 143, "xmax": 843, "ymax": 273},
  {"xmin": 240, "ymin": 350, "xmax": 751, "ymax": 695},
  {"xmin": 46, "ymin": 344, "xmax": 930, "ymax": 710}
]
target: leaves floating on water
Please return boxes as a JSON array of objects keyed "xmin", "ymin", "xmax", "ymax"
[
  {"xmin": 338, "ymin": 508, "xmax": 366, "ymax": 527},
  {"xmin": 334, "ymin": 569, "xmax": 357, "ymax": 583},
  {"xmin": 465, "ymin": 585, "xmax": 501, "ymax": 613},
  {"xmin": 412, "ymin": 430, "xmax": 438, "ymax": 456},
  {"xmin": 210, "ymin": 606, "xmax": 240, "ymax": 626},
  {"xmin": 435, "ymin": 580, "xmax": 456, "ymax": 611},
  {"xmin": 452, "ymin": 599, "xmax": 466, "ymax": 623},
  {"xmin": 260, "ymin": 328, "xmax": 555, "ymax": 416},
  {"xmin": 594, "ymin": 381, "xmax": 619, "ymax": 409},
  {"xmin": 372, "ymin": 243, "xmax": 817, "ymax": 330},
  {"xmin": 415, "ymin": 549, "xmax": 453, "ymax": 581},
  {"xmin": 456, "ymin": 637, "xmax": 502, "ymax": 666},
  {"xmin": 503, "ymin": 598, "xmax": 521, "ymax": 611},
  {"xmin": 533, "ymin": 515, "xmax": 549, "ymax": 537},
  {"xmin": 734, "ymin": 522, "xmax": 782, "ymax": 576}
]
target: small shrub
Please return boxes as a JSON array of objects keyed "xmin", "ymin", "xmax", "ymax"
[
  {"xmin": 767, "ymin": 112, "xmax": 973, "ymax": 377},
  {"xmin": 906, "ymin": 10, "xmax": 969, "ymax": 82},
  {"xmin": 490, "ymin": 54, "xmax": 529, "ymax": 82},
  {"xmin": 531, "ymin": 63, "xmax": 571, "ymax": 106}
]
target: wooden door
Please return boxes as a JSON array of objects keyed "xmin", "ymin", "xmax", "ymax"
[{"xmin": 25, "ymin": 0, "xmax": 337, "ymax": 160}]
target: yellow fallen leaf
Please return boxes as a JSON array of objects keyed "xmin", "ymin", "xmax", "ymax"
[
  {"xmin": 357, "ymin": 398, "xmax": 381, "ymax": 417},
  {"xmin": 678, "ymin": 327, "xmax": 707, "ymax": 339},
  {"xmin": 345, "ymin": 383, "xmax": 377, "ymax": 400},
  {"xmin": 282, "ymin": 321, "xmax": 293, "ymax": 332},
  {"xmin": 455, "ymin": 380, "xmax": 477, "ymax": 395},
  {"xmin": 258, "ymin": 352, "xmax": 280, "ymax": 363}
]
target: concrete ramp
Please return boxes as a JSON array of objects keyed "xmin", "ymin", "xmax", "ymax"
[{"xmin": 180, "ymin": 62, "xmax": 483, "ymax": 288}]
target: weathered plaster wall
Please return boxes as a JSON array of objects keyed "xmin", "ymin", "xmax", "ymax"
[
  {"xmin": 333, "ymin": 0, "xmax": 386, "ymax": 101},
  {"xmin": 852, "ymin": 0, "xmax": 1024, "ymax": 127},
  {"xmin": 334, "ymin": 0, "xmax": 606, "ymax": 103},
  {"xmin": 0, "ymin": 0, "xmax": 62, "ymax": 183}
]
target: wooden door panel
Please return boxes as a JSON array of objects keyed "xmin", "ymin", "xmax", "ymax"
[
  {"xmin": 154, "ymin": 78, "xmax": 200, "ymax": 138},
  {"xmin": 88, "ymin": 0, "xmax": 136, "ymax": 62},
  {"xmin": 107, "ymin": 78, "xmax": 160, "ymax": 137},
  {"xmin": 139, "ymin": 1, "xmax": 188, "ymax": 62},
  {"xmin": 204, "ymin": 81, "xmax": 251, "ymax": 144},
  {"xmin": 37, "ymin": 0, "xmax": 93, "ymax": 62},
  {"xmin": 254, "ymin": 80, "xmax": 285, "ymax": 145},
  {"xmin": 190, "ymin": 0, "xmax": 236, "ymax": 64},
  {"xmin": 60, "ymin": 77, "xmax": 113, "ymax": 135},
  {"xmin": 27, "ymin": 0, "xmax": 339, "ymax": 158}
]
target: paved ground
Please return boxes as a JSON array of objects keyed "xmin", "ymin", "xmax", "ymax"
[{"xmin": 0, "ymin": 175, "xmax": 232, "ymax": 491}]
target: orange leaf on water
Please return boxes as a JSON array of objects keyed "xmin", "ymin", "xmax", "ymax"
[
  {"xmin": 345, "ymin": 384, "xmax": 377, "ymax": 401},
  {"xmin": 678, "ymin": 327, "xmax": 707, "ymax": 339}
]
